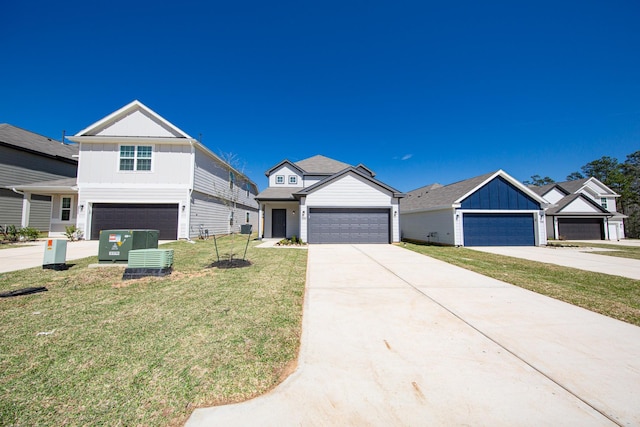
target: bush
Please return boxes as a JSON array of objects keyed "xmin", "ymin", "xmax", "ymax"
[
  {"xmin": 64, "ymin": 225, "xmax": 83, "ymax": 241},
  {"xmin": 19, "ymin": 227, "xmax": 40, "ymax": 241},
  {"xmin": 4, "ymin": 225, "xmax": 20, "ymax": 242}
]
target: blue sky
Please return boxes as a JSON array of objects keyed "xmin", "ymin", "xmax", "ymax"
[{"xmin": 2, "ymin": 1, "xmax": 639, "ymax": 192}]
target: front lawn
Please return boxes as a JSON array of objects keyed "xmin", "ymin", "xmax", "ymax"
[
  {"xmin": 560, "ymin": 240, "xmax": 640, "ymax": 261},
  {"xmin": 0, "ymin": 236, "xmax": 307, "ymax": 426},
  {"xmin": 403, "ymin": 243, "xmax": 640, "ymax": 327}
]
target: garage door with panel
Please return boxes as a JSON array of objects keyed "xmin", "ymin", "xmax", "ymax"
[
  {"xmin": 308, "ymin": 208, "xmax": 390, "ymax": 244},
  {"xmin": 463, "ymin": 213, "xmax": 535, "ymax": 246},
  {"xmin": 558, "ymin": 218, "xmax": 604, "ymax": 240},
  {"xmin": 91, "ymin": 203, "xmax": 178, "ymax": 240}
]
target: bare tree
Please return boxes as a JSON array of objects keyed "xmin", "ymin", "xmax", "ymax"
[{"xmin": 211, "ymin": 151, "xmax": 247, "ymax": 263}]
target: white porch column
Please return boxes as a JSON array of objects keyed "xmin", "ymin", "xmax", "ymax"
[
  {"xmin": 21, "ymin": 192, "xmax": 31, "ymax": 227},
  {"xmin": 258, "ymin": 203, "xmax": 264, "ymax": 239}
]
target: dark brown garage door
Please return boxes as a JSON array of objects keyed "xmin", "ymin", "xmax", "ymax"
[
  {"xmin": 91, "ymin": 203, "xmax": 178, "ymax": 240},
  {"xmin": 557, "ymin": 218, "xmax": 604, "ymax": 240}
]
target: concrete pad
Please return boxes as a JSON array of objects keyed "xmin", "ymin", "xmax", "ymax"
[
  {"xmin": 186, "ymin": 244, "xmax": 640, "ymax": 426},
  {"xmin": 470, "ymin": 246, "xmax": 640, "ymax": 280}
]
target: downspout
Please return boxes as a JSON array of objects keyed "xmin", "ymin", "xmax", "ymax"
[{"xmin": 185, "ymin": 139, "xmax": 196, "ymax": 243}]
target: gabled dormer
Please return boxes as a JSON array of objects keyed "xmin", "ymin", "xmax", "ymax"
[{"xmin": 265, "ymin": 160, "xmax": 304, "ymax": 188}]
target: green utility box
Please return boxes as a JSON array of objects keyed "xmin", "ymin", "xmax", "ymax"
[
  {"xmin": 43, "ymin": 239, "xmax": 68, "ymax": 270},
  {"xmin": 98, "ymin": 230, "xmax": 159, "ymax": 263}
]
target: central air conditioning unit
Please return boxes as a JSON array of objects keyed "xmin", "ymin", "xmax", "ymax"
[{"xmin": 122, "ymin": 249, "xmax": 174, "ymax": 280}]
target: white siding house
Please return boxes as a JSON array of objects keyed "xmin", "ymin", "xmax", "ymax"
[
  {"xmin": 531, "ymin": 177, "xmax": 625, "ymax": 241},
  {"xmin": 256, "ymin": 155, "xmax": 404, "ymax": 244},
  {"xmin": 60, "ymin": 100, "xmax": 259, "ymax": 240}
]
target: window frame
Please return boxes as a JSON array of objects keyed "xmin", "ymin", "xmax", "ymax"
[
  {"xmin": 275, "ymin": 175, "xmax": 285, "ymax": 185},
  {"xmin": 60, "ymin": 196, "xmax": 72, "ymax": 222},
  {"xmin": 118, "ymin": 144, "xmax": 153, "ymax": 172},
  {"xmin": 601, "ymin": 198, "xmax": 608, "ymax": 209},
  {"xmin": 288, "ymin": 175, "xmax": 298, "ymax": 185}
]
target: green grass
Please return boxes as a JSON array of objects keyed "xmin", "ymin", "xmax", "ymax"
[
  {"xmin": 402, "ymin": 243, "xmax": 640, "ymax": 327},
  {"xmin": 558, "ymin": 241, "xmax": 640, "ymax": 261},
  {"xmin": 0, "ymin": 236, "xmax": 307, "ymax": 426}
]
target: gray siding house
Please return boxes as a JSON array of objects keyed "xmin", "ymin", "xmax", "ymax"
[
  {"xmin": 0, "ymin": 124, "xmax": 78, "ymax": 232},
  {"xmin": 256, "ymin": 155, "xmax": 404, "ymax": 243}
]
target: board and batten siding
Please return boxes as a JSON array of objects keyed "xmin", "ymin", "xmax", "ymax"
[
  {"xmin": 78, "ymin": 143, "xmax": 192, "ymax": 185},
  {"xmin": 193, "ymin": 149, "xmax": 258, "ymax": 211},
  {"xmin": 400, "ymin": 209, "xmax": 456, "ymax": 246}
]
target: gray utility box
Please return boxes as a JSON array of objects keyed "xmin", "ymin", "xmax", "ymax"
[
  {"xmin": 98, "ymin": 230, "xmax": 159, "ymax": 264},
  {"xmin": 43, "ymin": 239, "xmax": 68, "ymax": 270}
]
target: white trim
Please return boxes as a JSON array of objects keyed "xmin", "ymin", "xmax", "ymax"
[
  {"xmin": 118, "ymin": 144, "xmax": 154, "ymax": 172},
  {"xmin": 454, "ymin": 170, "xmax": 549, "ymax": 207},
  {"xmin": 60, "ymin": 195, "xmax": 74, "ymax": 222},
  {"xmin": 74, "ymin": 100, "xmax": 192, "ymax": 139}
]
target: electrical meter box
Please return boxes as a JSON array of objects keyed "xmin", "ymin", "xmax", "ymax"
[
  {"xmin": 43, "ymin": 239, "xmax": 68, "ymax": 270},
  {"xmin": 98, "ymin": 230, "xmax": 159, "ymax": 263}
]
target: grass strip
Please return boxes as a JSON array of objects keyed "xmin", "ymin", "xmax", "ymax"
[
  {"xmin": 402, "ymin": 243, "xmax": 640, "ymax": 327},
  {"xmin": 0, "ymin": 236, "xmax": 307, "ymax": 427}
]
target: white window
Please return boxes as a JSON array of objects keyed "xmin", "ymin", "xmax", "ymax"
[
  {"xmin": 276, "ymin": 175, "xmax": 285, "ymax": 184},
  {"xmin": 289, "ymin": 175, "xmax": 298, "ymax": 184},
  {"xmin": 61, "ymin": 197, "xmax": 72, "ymax": 221},
  {"xmin": 119, "ymin": 145, "xmax": 152, "ymax": 171},
  {"xmin": 601, "ymin": 198, "xmax": 608, "ymax": 209}
]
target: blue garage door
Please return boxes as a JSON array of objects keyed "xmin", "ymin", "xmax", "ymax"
[{"xmin": 463, "ymin": 213, "xmax": 534, "ymax": 246}]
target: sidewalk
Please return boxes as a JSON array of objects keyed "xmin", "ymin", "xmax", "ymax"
[{"xmin": 0, "ymin": 240, "xmax": 99, "ymax": 273}]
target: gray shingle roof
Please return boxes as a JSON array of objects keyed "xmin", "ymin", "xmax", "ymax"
[
  {"xmin": 555, "ymin": 178, "xmax": 589, "ymax": 194},
  {"xmin": 528, "ymin": 182, "xmax": 560, "ymax": 196},
  {"xmin": 8, "ymin": 177, "xmax": 77, "ymax": 192},
  {"xmin": 294, "ymin": 155, "xmax": 352, "ymax": 174},
  {"xmin": 401, "ymin": 171, "xmax": 497, "ymax": 212},
  {"xmin": 0, "ymin": 124, "xmax": 78, "ymax": 161},
  {"xmin": 255, "ymin": 187, "xmax": 299, "ymax": 201}
]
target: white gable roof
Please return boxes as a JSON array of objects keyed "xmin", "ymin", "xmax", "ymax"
[
  {"xmin": 559, "ymin": 197, "xmax": 605, "ymax": 213},
  {"xmin": 543, "ymin": 187, "xmax": 567, "ymax": 204},
  {"xmin": 74, "ymin": 100, "xmax": 192, "ymax": 139}
]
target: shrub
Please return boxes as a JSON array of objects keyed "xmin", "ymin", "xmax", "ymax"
[
  {"xmin": 19, "ymin": 227, "xmax": 40, "ymax": 241},
  {"xmin": 64, "ymin": 225, "xmax": 83, "ymax": 241},
  {"xmin": 4, "ymin": 225, "xmax": 19, "ymax": 242}
]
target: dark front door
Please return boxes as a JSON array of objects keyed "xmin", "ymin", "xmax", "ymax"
[{"xmin": 272, "ymin": 209, "xmax": 287, "ymax": 238}]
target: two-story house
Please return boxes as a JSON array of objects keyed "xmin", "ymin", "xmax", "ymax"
[
  {"xmin": 1, "ymin": 124, "xmax": 78, "ymax": 233},
  {"xmin": 531, "ymin": 177, "xmax": 625, "ymax": 241},
  {"xmin": 255, "ymin": 155, "xmax": 404, "ymax": 243},
  {"xmin": 17, "ymin": 100, "xmax": 259, "ymax": 240}
]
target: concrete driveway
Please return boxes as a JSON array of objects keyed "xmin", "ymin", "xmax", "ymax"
[
  {"xmin": 470, "ymin": 245, "xmax": 640, "ymax": 280},
  {"xmin": 186, "ymin": 244, "xmax": 640, "ymax": 426},
  {"xmin": 0, "ymin": 239, "xmax": 100, "ymax": 273}
]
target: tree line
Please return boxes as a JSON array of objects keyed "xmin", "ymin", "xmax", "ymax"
[{"xmin": 523, "ymin": 150, "xmax": 640, "ymax": 238}]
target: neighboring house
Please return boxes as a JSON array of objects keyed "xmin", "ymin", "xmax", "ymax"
[
  {"xmin": 17, "ymin": 100, "xmax": 259, "ymax": 240},
  {"xmin": 255, "ymin": 155, "xmax": 404, "ymax": 243},
  {"xmin": 530, "ymin": 177, "xmax": 626, "ymax": 241},
  {"xmin": 401, "ymin": 170, "xmax": 549, "ymax": 246},
  {"xmin": 1, "ymin": 124, "xmax": 78, "ymax": 232}
]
